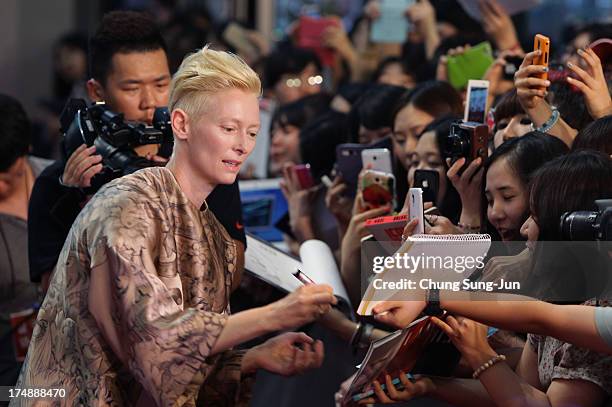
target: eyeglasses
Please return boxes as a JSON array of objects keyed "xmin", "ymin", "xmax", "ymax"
[{"xmin": 285, "ymin": 75, "xmax": 323, "ymax": 88}]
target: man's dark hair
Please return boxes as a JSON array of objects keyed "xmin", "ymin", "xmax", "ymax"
[
  {"xmin": 0, "ymin": 94, "xmax": 31, "ymax": 172},
  {"xmin": 89, "ymin": 10, "xmax": 168, "ymax": 84}
]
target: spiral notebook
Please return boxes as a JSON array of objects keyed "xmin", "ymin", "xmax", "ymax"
[{"xmin": 358, "ymin": 234, "xmax": 491, "ymax": 315}]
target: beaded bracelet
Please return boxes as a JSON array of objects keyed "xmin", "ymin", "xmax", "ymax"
[{"xmin": 472, "ymin": 354, "xmax": 506, "ymax": 379}]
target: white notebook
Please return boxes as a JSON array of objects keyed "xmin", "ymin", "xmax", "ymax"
[
  {"xmin": 245, "ymin": 233, "xmax": 351, "ymax": 307},
  {"xmin": 358, "ymin": 234, "xmax": 491, "ymax": 315}
]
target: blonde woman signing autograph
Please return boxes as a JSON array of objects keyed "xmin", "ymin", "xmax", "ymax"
[{"xmin": 13, "ymin": 48, "xmax": 337, "ymax": 407}]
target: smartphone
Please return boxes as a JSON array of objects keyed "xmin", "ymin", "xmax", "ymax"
[
  {"xmin": 502, "ymin": 56, "xmax": 524, "ymax": 81},
  {"xmin": 413, "ymin": 169, "xmax": 439, "ymax": 206},
  {"xmin": 446, "ymin": 41, "xmax": 494, "ymax": 90},
  {"xmin": 533, "ymin": 34, "xmax": 551, "ymax": 85},
  {"xmin": 293, "ymin": 164, "xmax": 315, "ymax": 190},
  {"xmin": 408, "ymin": 188, "xmax": 425, "ymax": 234},
  {"xmin": 335, "ymin": 137, "xmax": 393, "ymax": 197},
  {"xmin": 464, "ymin": 79, "xmax": 489, "ymax": 124},
  {"xmin": 362, "ymin": 148, "xmax": 393, "ymax": 174},
  {"xmin": 359, "ymin": 170, "xmax": 396, "ymax": 210}
]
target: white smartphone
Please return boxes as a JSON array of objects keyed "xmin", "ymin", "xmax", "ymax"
[
  {"xmin": 464, "ymin": 79, "xmax": 490, "ymax": 124},
  {"xmin": 362, "ymin": 148, "xmax": 393, "ymax": 174},
  {"xmin": 408, "ymin": 187, "xmax": 425, "ymax": 234}
]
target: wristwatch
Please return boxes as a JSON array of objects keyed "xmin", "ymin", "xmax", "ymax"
[{"xmin": 423, "ymin": 288, "xmax": 444, "ymax": 317}]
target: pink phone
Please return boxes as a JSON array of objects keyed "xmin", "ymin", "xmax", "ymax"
[{"xmin": 293, "ymin": 164, "xmax": 315, "ymax": 190}]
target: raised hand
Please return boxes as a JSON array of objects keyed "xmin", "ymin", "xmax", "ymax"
[
  {"xmin": 478, "ymin": 0, "xmax": 520, "ymax": 51},
  {"xmin": 514, "ymin": 50, "xmax": 550, "ymax": 110},
  {"xmin": 566, "ymin": 47, "xmax": 612, "ymax": 119}
]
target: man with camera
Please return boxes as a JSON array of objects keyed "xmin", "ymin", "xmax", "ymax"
[{"xmin": 28, "ymin": 11, "xmax": 248, "ymax": 292}]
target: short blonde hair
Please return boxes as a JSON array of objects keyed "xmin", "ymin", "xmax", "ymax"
[{"xmin": 168, "ymin": 45, "xmax": 261, "ymax": 118}]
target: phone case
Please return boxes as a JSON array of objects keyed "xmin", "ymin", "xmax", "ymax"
[
  {"xmin": 413, "ymin": 169, "xmax": 439, "ymax": 205},
  {"xmin": 470, "ymin": 124, "xmax": 489, "ymax": 164},
  {"xmin": 293, "ymin": 164, "xmax": 315, "ymax": 190},
  {"xmin": 533, "ymin": 34, "xmax": 550, "ymax": 83},
  {"xmin": 408, "ymin": 188, "xmax": 425, "ymax": 234},
  {"xmin": 335, "ymin": 138, "xmax": 394, "ymax": 197},
  {"xmin": 446, "ymin": 42, "xmax": 494, "ymax": 90},
  {"xmin": 362, "ymin": 148, "xmax": 393, "ymax": 174},
  {"xmin": 359, "ymin": 170, "xmax": 396, "ymax": 210},
  {"xmin": 297, "ymin": 16, "xmax": 339, "ymax": 66}
]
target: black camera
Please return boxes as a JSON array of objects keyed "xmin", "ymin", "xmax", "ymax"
[
  {"xmin": 442, "ymin": 121, "xmax": 489, "ymax": 169},
  {"xmin": 560, "ymin": 199, "xmax": 612, "ymax": 241},
  {"xmin": 59, "ymin": 99, "xmax": 173, "ymax": 193}
]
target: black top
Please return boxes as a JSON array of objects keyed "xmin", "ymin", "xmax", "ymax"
[{"xmin": 28, "ymin": 161, "xmax": 246, "ymax": 282}]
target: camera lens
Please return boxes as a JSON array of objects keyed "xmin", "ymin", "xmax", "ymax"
[{"xmin": 560, "ymin": 211, "xmax": 598, "ymax": 240}]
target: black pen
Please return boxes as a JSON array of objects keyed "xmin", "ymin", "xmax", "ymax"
[{"xmin": 293, "ymin": 268, "xmax": 316, "ymax": 285}]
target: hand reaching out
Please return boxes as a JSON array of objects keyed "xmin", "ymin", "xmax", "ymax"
[
  {"xmin": 371, "ymin": 300, "xmax": 427, "ymax": 329},
  {"xmin": 246, "ymin": 332, "xmax": 324, "ymax": 376},
  {"xmin": 431, "ymin": 315, "xmax": 496, "ymax": 368},
  {"xmin": 358, "ymin": 373, "xmax": 435, "ymax": 404}
]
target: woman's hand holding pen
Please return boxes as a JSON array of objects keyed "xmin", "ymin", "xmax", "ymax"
[{"xmin": 265, "ymin": 284, "xmax": 338, "ymax": 331}]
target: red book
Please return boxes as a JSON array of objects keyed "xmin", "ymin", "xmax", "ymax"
[{"xmin": 365, "ymin": 214, "xmax": 408, "ymax": 242}]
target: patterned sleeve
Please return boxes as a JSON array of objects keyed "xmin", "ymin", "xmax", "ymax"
[
  {"xmin": 197, "ymin": 350, "xmax": 256, "ymax": 407},
  {"xmin": 550, "ymin": 341, "xmax": 612, "ymax": 395},
  {"xmin": 84, "ymin": 181, "xmax": 230, "ymax": 406}
]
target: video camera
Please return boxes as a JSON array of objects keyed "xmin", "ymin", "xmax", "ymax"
[
  {"xmin": 442, "ymin": 120, "xmax": 489, "ymax": 170},
  {"xmin": 560, "ymin": 199, "xmax": 612, "ymax": 241},
  {"xmin": 59, "ymin": 99, "xmax": 173, "ymax": 193}
]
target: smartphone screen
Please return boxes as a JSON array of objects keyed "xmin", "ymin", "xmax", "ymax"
[{"xmin": 466, "ymin": 85, "xmax": 488, "ymax": 123}]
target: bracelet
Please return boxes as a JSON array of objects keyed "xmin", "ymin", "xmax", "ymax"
[
  {"xmin": 472, "ymin": 354, "xmax": 506, "ymax": 379},
  {"xmin": 359, "ymin": 324, "xmax": 374, "ymax": 348},
  {"xmin": 350, "ymin": 322, "xmax": 363, "ymax": 348},
  {"xmin": 350, "ymin": 322, "xmax": 374, "ymax": 349},
  {"xmin": 532, "ymin": 108, "xmax": 560, "ymax": 133},
  {"xmin": 457, "ymin": 222, "xmax": 481, "ymax": 232}
]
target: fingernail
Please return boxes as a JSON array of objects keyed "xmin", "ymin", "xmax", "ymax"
[
  {"xmin": 567, "ymin": 62, "xmax": 573, "ymax": 68},
  {"xmin": 545, "ymin": 80, "xmax": 550, "ymax": 86},
  {"xmin": 543, "ymin": 67, "xmax": 549, "ymax": 72},
  {"xmin": 577, "ymin": 48, "xmax": 584, "ymax": 55}
]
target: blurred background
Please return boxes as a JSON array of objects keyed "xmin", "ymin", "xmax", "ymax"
[{"xmin": 1, "ymin": 0, "xmax": 610, "ymax": 159}]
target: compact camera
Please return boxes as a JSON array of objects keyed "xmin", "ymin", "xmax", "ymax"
[{"xmin": 442, "ymin": 120, "xmax": 489, "ymax": 169}]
